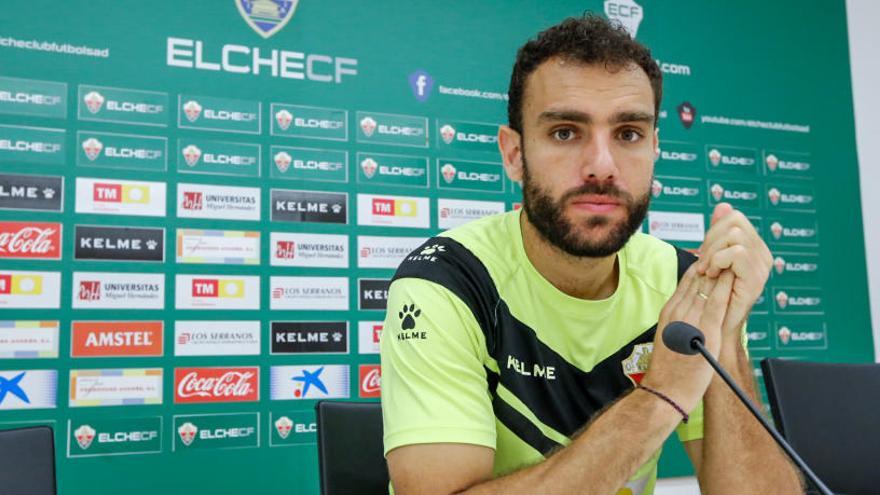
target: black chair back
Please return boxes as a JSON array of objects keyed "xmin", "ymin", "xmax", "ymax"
[
  {"xmin": 761, "ymin": 358, "xmax": 880, "ymax": 495},
  {"xmin": 316, "ymin": 401, "xmax": 389, "ymax": 495},
  {"xmin": 0, "ymin": 425, "xmax": 56, "ymax": 495}
]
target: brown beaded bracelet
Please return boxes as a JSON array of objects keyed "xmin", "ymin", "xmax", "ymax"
[{"xmin": 637, "ymin": 383, "xmax": 689, "ymax": 424}]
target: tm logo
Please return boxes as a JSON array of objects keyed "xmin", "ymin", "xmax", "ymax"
[{"xmin": 408, "ymin": 70, "xmax": 434, "ymax": 103}]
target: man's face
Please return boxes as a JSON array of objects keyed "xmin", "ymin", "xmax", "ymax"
[{"xmin": 512, "ymin": 58, "xmax": 657, "ymax": 257}]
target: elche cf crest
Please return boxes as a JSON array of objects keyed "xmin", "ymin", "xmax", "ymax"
[
  {"xmin": 178, "ymin": 422, "xmax": 198, "ymax": 446},
  {"xmin": 236, "ymin": 0, "xmax": 299, "ymax": 39},
  {"xmin": 440, "ymin": 124, "xmax": 456, "ymax": 144},
  {"xmin": 768, "ymin": 187, "xmax": 781, "ymax": 205},
  {"xmin": 74, "ymin": 424, "xmax": 96, "ymax": 450},
  {"xmin": 182, "ymin": 145, "xmax": 202, "ymax": 167},
  {"xmin": 765, "ymin": 154, "xmax": 779, "ymax": 172},
  {"xmin": 708, "ymin": 149, "xmax": 722, "ymax": 167},
  {"xmin": 651, "ymin": 179, "xmax": 663, "ymax": 198},
  {"xmin": 276, "ymin": 109, "xmax": 293, "ymax": 130},
  {"xmin": 82, "ymin": 138, "xmax": 103, "ymax": 161},
  {"xmin": 441, "ymin": 163, "xmax": 457, "ymax": 183},
  {"xmin": 274, "ymin": 151, "xmax": 292, "ymax": 173},
  {"xmin": 360, "ymin": 117, "xmax": 377, "ymax": 137},
  {"xmin": 84, "ymin": 91, "xmax": 105, "ymax": 114},
  {"xmin": 621, "ymin": 343, "xmax": 652, "ymax": 385},
  {"xmin": 361, "ymin": 158, "xmax": 378, "ymax": 178},
  {"xmin": 275, "ymin": 416, "xmax": 293, "ymax": 439},
  {"xmin": 183, "ymin": 100, "xmax": 202, "ymax": 122}
]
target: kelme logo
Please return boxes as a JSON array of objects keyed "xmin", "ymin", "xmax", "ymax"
[{"xmin": 236, "ymin": 0, "xmax": 299, "ymax": 39}]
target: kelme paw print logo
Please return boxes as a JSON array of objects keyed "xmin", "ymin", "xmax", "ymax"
[
  {"xmin": 420, "ymin": 244, "xmax": 445, "ymax": 256},
  {"xmin": 399, "ymin": 304, "xmax": 421, "ymax": 330}
]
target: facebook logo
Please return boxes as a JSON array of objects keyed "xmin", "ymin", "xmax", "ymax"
[{"xmin": 408, "ymin": 70, "xmax": 434, "ymax": 102}]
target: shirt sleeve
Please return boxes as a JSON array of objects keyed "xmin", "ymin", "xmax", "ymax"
[{"xmin": 381, "ymin": 277, "xmax": 496, "ymax": 456}]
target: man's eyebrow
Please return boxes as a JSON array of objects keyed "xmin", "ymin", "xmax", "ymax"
[
  {"xmin": 537, "ymin": 110, "xmax": 655, "ymax": 125},
  {"xmin": 611, "ymin": 111, "xmax": 655, "ymax": 125},
  {"xmin": 537, "ymin": 110, "xmax": 592, "ymax": 125}
]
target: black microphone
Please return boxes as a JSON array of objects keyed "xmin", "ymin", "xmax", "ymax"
[{"xmin": 662, "ymin": 321, "xmax": 832, "ymax": 495}]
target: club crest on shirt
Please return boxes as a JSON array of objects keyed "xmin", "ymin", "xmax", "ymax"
[{"xmin": 621, "ymin": 343, "xmax": 653, "ymax": 385}]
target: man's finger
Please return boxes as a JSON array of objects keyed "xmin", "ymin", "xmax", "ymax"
[
  {"xmin": 704, "ymin": 245, "xmax": 748, "ymax": 278},
  {"xmin": 710, "ymin": 202, "xmax": 734, "ymax": 227},
  {"xmin": 697, "ymin": 227, "xmax": 747, "ymax": 275},
  {"xmin": 683, "ymin": 274, "xmax": 719, "ymax": 325},
  {"xmin": 700, "ymin": 271, "xmax": 734, "ymax": 332},
  {"xmin": 663, "ymin": 264, "xmax": 700, "ymax": 321}
]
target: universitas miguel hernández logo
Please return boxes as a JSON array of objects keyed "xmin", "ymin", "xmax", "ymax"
[{"xmin": 236, "ymin": 0, "xmax": 299, "ymax": 38}]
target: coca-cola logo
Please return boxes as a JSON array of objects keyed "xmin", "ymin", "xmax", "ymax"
[
  {"xmin": 0, "ymin": 222, "xmax": 61, "ymax": 259},
  {"xmin": 174, "ymin": 367, "xmax": 259, "ymax": 403},
  {"xmin": 359, "ymin": 365, "xmax": 381, "ymax": 398}
]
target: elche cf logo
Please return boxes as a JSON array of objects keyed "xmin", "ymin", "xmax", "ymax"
[
  {"xmin": 183, "ymin": 100, "xmax": 203, "ymax": 122},
  {"xmin": 766, "ymin": 154, "xmax": 779, "ymax": 172},
  {"xmin": 708, "ymin": 149, "xmax": 722, "ymax": 167},
  {"xmin": 236, "ymin": 0, "xmax": 299, "ymax": 39},
  {"xmin": 771, "ymin": 222, "xmax": 784, "ymax": 239},
  {"xmin": 775, "ymin": 290, "xmax": 789, "ymax": 309},
  {"xmin": 74, "ymin": 424, "xmax": 96, "ymax": 450},
  {"xmin": 651, "ymin": 179, "xmax": 663, "ymax": 198},
  {"xmin": 768, "ymin": 187, "xmax": 781, "ymax": 205},
  {"xmin": 360, "ymin": 116, "xmax": 377, "ymax": 137},
  {"xmin": 82, "ymin": 138, "xmax": 103, "ymax": 161},
  {"xmin": 275, "ymin": 109, "xmax": 293, "ymax": 130},
  {"xmin": 84, "ymin": 91, "xmax": 105, "ymax": 114},
  {"xmin": 778, "ymin": 326, "xmax": 792, "ymax": 345},
  {"xmin": 774, "ymin": 256, "xmax": 786, "ymax": 274},
  {"xmin": 440, "ymin": 124, "xmax": 456, "ymax": 144},
  {"xmin": 360, "ymin": 158, "xmax": 378, "ymax": 178},
  {"xmin": 274, "ymin": 151, "xmax": 292, "ymax": 173},
  {"xmin": 274, "ymin": 416, "xmax": 293, "ymax": 439},
  {"xmin": 178, "ymin": 422, "xmax": 198, "ymax": 446},
  {"xmin": 441, "ymin": 163, "xmax": 457, "ymax": 183},
  {"xmin": 710, "ymin": 183, "xmax": 724, "ymax": 201},
  {"xmin": 182, "ymin": 145, "xmax": 202, "ymax": 167}
]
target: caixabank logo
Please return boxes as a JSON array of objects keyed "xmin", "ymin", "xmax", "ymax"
[
  {"xmin": 270, "ymin": 365, "xmax": 350, "ymax": 400},
  {"xmin": 0, "ymin": 369, "xmax": 57, "ymax": 410}
]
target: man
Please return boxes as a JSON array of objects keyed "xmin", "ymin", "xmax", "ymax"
[{"xmin": 381, "ymin": 14, "xmax": 802, "ymax": 495}]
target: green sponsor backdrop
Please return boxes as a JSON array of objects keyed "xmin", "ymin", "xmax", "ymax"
[{"xmin": 0, "ymin": 1, "xmax": 872, "ymax": 494}]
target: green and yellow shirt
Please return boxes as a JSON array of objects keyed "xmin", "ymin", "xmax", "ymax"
[{"xmin": 381, "ymin": 209, "xmax": 701, "ymax": 494}]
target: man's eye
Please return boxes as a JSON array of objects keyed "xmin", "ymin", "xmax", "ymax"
[
  {"xmin": 552, "ymin": 129, "xmax": 575, "ymax": 141},
  {"xmin": 620, "ymin": 129, "xmax": 643, "ymax": 143}
]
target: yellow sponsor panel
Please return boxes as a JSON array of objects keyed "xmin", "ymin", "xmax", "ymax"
[
  {"xmin": 219, "ymin": 279, "xmax": 245, "ymax": 298},
  {"xmin": 122, "ymin": 184, "xmax": 151, "ymax": 204},
  {"xmin": 12, "ymin": 274, "xmax": 43, "ymax": 295},
  {"xmin": 394, "ymin": 199, "xmax": 418, "ymax": 217}
]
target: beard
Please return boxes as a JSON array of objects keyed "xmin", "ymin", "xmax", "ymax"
[{"xmin": 521, "ymin": 155, "xmax": 651, "ymax": 258}]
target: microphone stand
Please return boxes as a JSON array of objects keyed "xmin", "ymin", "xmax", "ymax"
[{"xmin": 691, "ymin": 338, "xmax": 833, "ymax": 495}]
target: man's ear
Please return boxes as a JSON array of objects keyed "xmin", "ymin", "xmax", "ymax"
[{"xmin": 498, "ymin": 125, "xmax": 524, "ymax": 183}]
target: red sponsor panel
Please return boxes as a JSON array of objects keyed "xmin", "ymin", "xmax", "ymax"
[
  {"xmin": 71, "ymin": 321, "xmax": 164, "ymax": 357},
  {"xmin": 0, "ymin": 274, "xmax": 11, "ymax": 294},
  {"xmin": 275, "ymin": 240, "xmax": 295, "ymax": 259},
  {"xmin": 182, "ymin": 191, "xmax": 203, "ymax": 210},
  {"xmin": 0, "ymin": 222, "xmax": 62, "ymax": 259},
  {"xmin": 359, "ymin": 365, "xmax": 381, "ymax": 398},
  {"xmin": 372, "ymin": 325, "xmax": 383, "ymax": 344},
  {"xmin": 78, "ymin": 281, "xmax": 101, "ymax": 301},
  {"xmin": 191, "ymin": 278, "xmax": 218, "ymax": 297},
  {"xmin": 372, "ymin": 198, "xmax": 394, "ymax": 216},
  {"xmin": 174, "ymin": 367, "xmax": 259, "ymax": 403},
  {"xmin": 93, "ymin": 183, "xmax": 122, "ymax": 202}
]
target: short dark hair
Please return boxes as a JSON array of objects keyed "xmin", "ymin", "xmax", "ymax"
[{"xmin": 507, "ymin": 14, "xmax": 663, "ymax": 133}]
